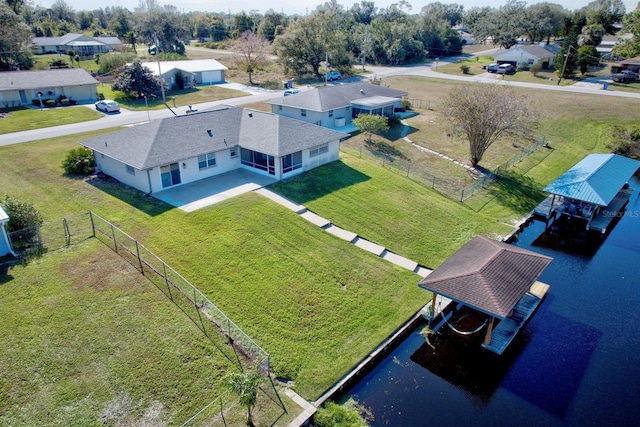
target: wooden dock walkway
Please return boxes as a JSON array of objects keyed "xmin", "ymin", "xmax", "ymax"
[{"xmin": 482, "ymin": 281, "xmax": 550, "ymax": 355}]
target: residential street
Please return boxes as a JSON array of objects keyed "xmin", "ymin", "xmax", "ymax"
[{"xmin": 2, "ymin": 58, "xmax": 639, "ymax": 147}]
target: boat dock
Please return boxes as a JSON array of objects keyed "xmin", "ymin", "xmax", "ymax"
[
  {"xmin": 587, "ymin": 187, "xmax": 633, "ymax": 233},
  {"xmin": 533, "ymin": 194, "xmax": 565, "ymax": 219},
  {"xmin": 482, "ymin": 281, "xmax": 550, "ymax": 355}
]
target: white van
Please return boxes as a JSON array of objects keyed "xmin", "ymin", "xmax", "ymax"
[{"xmin": 497, "ymin": 64, "xmax": 515, "ymax": 74}]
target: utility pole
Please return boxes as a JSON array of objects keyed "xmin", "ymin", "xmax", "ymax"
[
  {"xmin": 557, "ymin": 45, "xmax": 573, "ymax": 86},
  {"xmin": 154, "ymin": 33, "xmax": 166, "ymax": 102}
]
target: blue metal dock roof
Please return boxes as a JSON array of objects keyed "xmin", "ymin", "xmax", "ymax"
[{"xmin": 543, "ymin": 154, "xmax": 640, "ymax": 206}]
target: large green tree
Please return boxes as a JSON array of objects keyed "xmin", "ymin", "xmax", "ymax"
[
  {"xmin": 224, "ymin": 370, "xmax": 264, "ymax": 427},
  {"xmin": 353, "ymin": 113, "xmax": 390, "ymax": 143},
  {"xmin": 111, "ymin": 61, "xmax": 162, "ymax": 99},
  {"xmin": 0, "ymin": 2, "xmax": 33, "ymax": 70}
]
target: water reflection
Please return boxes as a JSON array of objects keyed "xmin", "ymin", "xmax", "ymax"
[{"xmin": 344, "ymin": 175, "xmax": 640, "ymax": 427}]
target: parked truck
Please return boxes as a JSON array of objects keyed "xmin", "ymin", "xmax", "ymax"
[{"xmin": 611, "ymin": 70, "xmax": 639, "ymax": 83}]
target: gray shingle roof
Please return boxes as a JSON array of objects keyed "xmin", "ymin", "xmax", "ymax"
[
  {"xmin": 32, "ymin": 33, "xmax": 121, "ymax": 47},
  {"xmin": 80, "ymin": 107, "xmax": 348, "ymax": 169},
  {"xmin": 266, "ymin": 82, "xmax": 407, "ymax": 112},
  {"xmin": 418, "ymin": 236, "xmax": 552, "ymax": 319},
  {"xmin": 0, "ymin": 69, "xmax": 99, "ymax": 91}
]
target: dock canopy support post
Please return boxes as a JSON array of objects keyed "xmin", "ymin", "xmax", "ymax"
[{"xmin": 484, "ymin": 317, "xmax": 495, "ymax": 345}]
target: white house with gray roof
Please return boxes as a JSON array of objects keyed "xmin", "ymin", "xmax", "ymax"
[
  {"xmin": 80, "ymin": 106, "xmax": 348, "ymax": 194},
  {"xmin": 266, "ymin": 82, "xmax": 407, "ymax": 130},
  {"xmin": 0, "ymin": 69, "xmax": 99, "ymax": 107},
  {"xmin": 493, "ymin": 43, "xmax": 560, "ymax": 69},
  {"xmin": 32, "ymin": 33, "xmax": 122, "ymax": 55},
  {"xmin": 138, "ymin": 59, "xmax": 228, "ymax": 88}
]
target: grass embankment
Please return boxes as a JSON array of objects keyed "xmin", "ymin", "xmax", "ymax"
[{"xmin": 2, "ymin": 76, "xmax": 639, "ymax": 421}]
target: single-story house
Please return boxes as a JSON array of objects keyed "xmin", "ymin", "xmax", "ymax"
[
  {"xmin": 620, "ymin": 56, "xmax": 640, "ymax": 74},
  {"xmin": 0, "ymin": 68, "xmax": 99, "ymax": 107},
  {"xmin": 266, "ymin": 82, "xmax": 407, "ymax": 130},
  {"xmin": 596, "ymin": 33, "xmax": 633, "ymax": 59},
  {"xmin": 138, "ymin": 59, "xmax": 228, "ymax": 88},
  {"xmin": 79, "ymin": 106, "xmax": 348, "ymax": 194},
  {"xmin": 32, "ymin": 33, "xmax": 122, "ymax": 55},
  {"xmin": 0, "ymin": 206, "xmax": 16, "ymax": 258},
  {"xmin": 493, "ymin": 43, "xmax": 560, "ymax": 69}
]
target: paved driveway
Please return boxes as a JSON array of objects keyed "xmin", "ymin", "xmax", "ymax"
[{"xmin": 153, "ymin": 169, "xmax": 277, "ymax": 212}]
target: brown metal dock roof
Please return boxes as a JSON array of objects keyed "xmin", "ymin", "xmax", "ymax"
[{"xmin": 418, "ymin": 236, "xmax": 552, "ymax": 319}]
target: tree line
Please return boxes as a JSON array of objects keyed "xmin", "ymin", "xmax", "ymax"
[{"xmin": 1, "ymin": 0, "xmax": 639, "ymax": 76}]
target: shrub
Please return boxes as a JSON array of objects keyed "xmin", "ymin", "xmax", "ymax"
[
  {"xmin": 44, "ymin": 99, "xmax": 56, "ymax": 108},
  {"xmin": 1, "ymin": 196, "xmax": 43, "ymax": 233},
  {"xmin": 460, "ymin": 64, "xmax": 470, "ymax": 74},
  {"xmin": 529, "ymin": 63, "xmax": 542, "ymax": 76},
  {"xmin": 60, "ymin": 99, "xmax": 70, "ymax": 106},
  {"xmin": 401, "ymin": 99, "xmax": 412, "ymax": 110},
  {"xmin": 97, "ymin": 52, "xmax": 136, "ymax": 74},
  {"xmin": 314, "ymin": 400, "xmax": 371, "ymax": 427},
  {"xmin": 62, "ymin": 147, "xmax": 95, "ymax": 175}
]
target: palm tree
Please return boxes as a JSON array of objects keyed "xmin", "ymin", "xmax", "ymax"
[{"xmin": 224, "ymin": 370, "xmax": 264, "ymax": 426}]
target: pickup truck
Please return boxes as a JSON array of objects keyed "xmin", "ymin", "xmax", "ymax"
[{"xmin": 611, "ymin": 70, "xmax": 639, "ymax": 83}]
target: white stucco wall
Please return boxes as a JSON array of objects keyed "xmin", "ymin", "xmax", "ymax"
[{"xmin": 95, "ymin": 153, "xmax": 152, "ymax": 193}]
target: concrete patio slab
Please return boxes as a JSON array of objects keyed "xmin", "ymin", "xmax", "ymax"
[{"xmin": 153, "ymin": 169, "xmax": 277, "ymax": 211}]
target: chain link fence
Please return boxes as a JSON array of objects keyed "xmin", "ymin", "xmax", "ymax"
[
  {"xmin": 342, "ymin": 136, "xmax": 546, "ymax": 202},
  {"xmin": 6, "ymin": 211, "xmax": 281, "ymax": 424}
]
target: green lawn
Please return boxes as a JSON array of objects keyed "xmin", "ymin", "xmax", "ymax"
[
  {"xmin": 2, "ymin": 75, "xmax": 640, "ymax": 422},
  {"xmin": 0, "ymin": 106, "xmax": 102, "ymax": 135},
  {"xmin": 96, "ymin": 82, "xmax": 251, "ymax": 111}
]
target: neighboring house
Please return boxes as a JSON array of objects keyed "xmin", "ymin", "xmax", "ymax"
[
  {"xmin": 0, "ymin": 206, "xmax": 15, "ymax": 258},
  {"xmin": 32, "ymin": 33, "xmax": 122, "ymax": 55},
  {"xmin": 266, "ymin": 82, "xmax": 407, "ymax": 130},
  {"xmin": 79, "ymin": 106, "xmax": 348, "ymax": 194},
  {"xmin": 620, "ymin": 57, "xmax": 640, "ymax": 74},
  {"xmin": 138, "ymin": 59, "xmax": 228, "ymax": 89},
  {"xmin": 0, "ymin": 69, "xmax": 99, "ymax": 107},
  {"xmin": 493, "ymin": 43, "xmax": 560, "ymax": 69},
  {"xmin": 597, "ymin": 33, "xmax": 633, "ymax": 59}
]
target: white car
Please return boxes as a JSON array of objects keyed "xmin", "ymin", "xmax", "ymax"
[
  {"xmin": 95, "ymin": 100, "xmax": 120, "ymax": 113},
  {"xmin": 283, "ymin": 89, "xmax": 300, "ymax": 96}
]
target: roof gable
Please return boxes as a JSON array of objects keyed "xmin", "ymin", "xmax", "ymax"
[
  {"xmin": 543, "ymin": 154, "xmax": 640, "ymax": 205},
  {"xmin": 80, "ymin": 107, "xmax": 348, "ymax": 169},
  {"xmin": 419, "ymin": 236, "xmax": 552, "ymax": 318},
  {"xmin": 267, "ymin": 82, "xmax": 407, "ymax": 112},
  {"xmin": 138, "ymin": 59, "xmax": 228, "ymax": 76}
]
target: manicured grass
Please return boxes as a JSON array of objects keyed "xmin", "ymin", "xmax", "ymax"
[
  {"xmin": 3, "ymin": 74, "xmax": 640, "ymax": 420},
  {"xmin": 96, "ymin": 82, "xmax": 251, "ymax": 111},
  {"xmin": 0, "ymin": 106, "xmax": 102, "ymax": 135},
  {"xmin": 0, "ymin": 240, "xmax": 236, "ymax": 425},
  {"xmin": 0, "ymin": 133, "xmax": 433, "ymax": 402}
]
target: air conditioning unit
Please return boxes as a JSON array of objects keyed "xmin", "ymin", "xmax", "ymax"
[{"xmin": 334, "ymin": 117, "xmax": 346, "ymax": 127}]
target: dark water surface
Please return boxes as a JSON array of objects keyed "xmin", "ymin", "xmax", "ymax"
[{"xmin": 345, "ymin": 175, "xmax": 640, "ymax": 426}]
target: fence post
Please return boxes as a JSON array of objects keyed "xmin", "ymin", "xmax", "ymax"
[
  {"xmin": 432, "ymin": 176, "xmax": 436, "ymax": 188},
  {"xmin": 162, "ymin": 263, "xmax": 173, "ymax": 300},
  {"xmin": 407, "ymin": 164, "xmax": 410, "ymax": 177},
  {"xmin": 460, "ymin": 188, "xmax": 465, "ymax": 202},
  {"xmin": 110, "ymin": 224, "xmax": 117, "ymax": 253},
  {"xmin": 135, "ymin": 240, "xmax": 144, "ymax": 274},
  {"xmin": 89, "ymin": 211, "xmax": 96, "ymax": 238},
  {"xmin": 62, "ymin": 218, "xmax": 71, "ymax": 246}
]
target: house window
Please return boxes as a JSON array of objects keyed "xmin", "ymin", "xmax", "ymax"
[
  {"xmin": 301, "ymin": 109, "xmax": 307, "ymax": 117},
  {"xmin": 329, "ymin": 110, "xmax": 334, "ymax": 118},
  {"xmin": 278, "ymin": 105, "xmax": 282, "ymax": 111},
  {"xmin": 126, "ymin": 165, "xmax": 135, "ymax": 175},
  {"xmin": 198, "ymin": 152, "xmax": 216, "ymax": 169},
  {"xmin": 230, "ymin": 147, "xmax": 238, "ymax": 158},
  {"xmin": 160, "ymin": 162, "xmax": 181, "ymax": 188},
  {"xmin": 310, "ymin": 143, "xmax": 329, "ymax": 157},
  {"xmin": 282, "ymin": 151, "xmax": 303, "ymax": 173},
  {"xmin": 528, "ymin": 59, "xmax": 535, "ymax": 65},
  {"xmin": 241, "ymin": 148, "xmax": 275, "ymax": 175},
  {"xmin": 316, "ymin": 120, "xmax": 322, "ymax": 126}
]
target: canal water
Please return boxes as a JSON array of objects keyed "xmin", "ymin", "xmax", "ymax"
[{"xmin": 344, "ymin": 175, "xmax": 640, "ymax": 426}]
